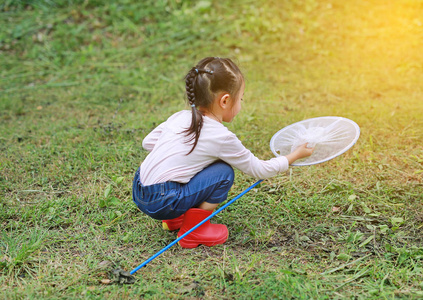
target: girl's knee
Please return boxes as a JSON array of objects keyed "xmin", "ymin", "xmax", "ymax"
[
  {"xmin": 226, "ymin": 166, "xmax": 235, "ymax": 184},
  {"xmin": 214, "ymin": 161, "xmax": 234, "ymax": 182}
]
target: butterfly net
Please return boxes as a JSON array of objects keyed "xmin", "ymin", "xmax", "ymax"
[{"xmin": 270, "ymin": 116, "xmax": 360, "ymax": 166}]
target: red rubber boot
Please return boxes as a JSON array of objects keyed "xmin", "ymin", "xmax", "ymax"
[
  {"xmin": 162, "ymin": 214, "xmax": 184, "ymax": 231},
  {"xmin": 177, "ymin": 208, "xmax": 228, "ymax": 248}
]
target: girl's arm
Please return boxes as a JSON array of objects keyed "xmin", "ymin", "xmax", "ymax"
[{"xmin": 218, "ymin": 134, "xmax": 313, "ymax": 179}]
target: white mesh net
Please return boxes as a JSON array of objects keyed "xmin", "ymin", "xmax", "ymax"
[{"xmin": 270, "ymin": 116, "xmax": 360, "ymax": 166}]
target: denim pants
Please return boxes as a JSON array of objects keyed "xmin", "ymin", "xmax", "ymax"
[{"xmin": 132, "ymin": 161, "xmax": 235, "ymax": 220}]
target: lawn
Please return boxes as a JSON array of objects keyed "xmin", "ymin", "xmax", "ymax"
[{"xmin": 1, "ymin": 0, "xmax": 422, "ymax": 298}]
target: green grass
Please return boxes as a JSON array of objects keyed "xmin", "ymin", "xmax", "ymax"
[{"xmin": 1, "ymin": 0, "xmax": 422, "ymax": 298}]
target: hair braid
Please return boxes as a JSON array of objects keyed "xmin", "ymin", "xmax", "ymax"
[
  {"xmin": 184, "ymin": 68, "xmax": 204, "ymax": 155},
  {"xmin": 185, "ymin": 68, "xmax": 197, "ymax": 105}
]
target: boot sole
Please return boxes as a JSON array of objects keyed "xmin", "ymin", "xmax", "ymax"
[
  {"xmin": 162, "ymin": 222, "xmax": 171, "ymax": 231},
  {"xmin": 162, "ymin": 222, "xmax": 182, "ymax": 231},
  {"xmin": 177, "ymin": 233, "xmax": 228, "ymax": 248}
]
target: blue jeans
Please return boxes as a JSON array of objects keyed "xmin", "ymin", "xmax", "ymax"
[{"xmin": 132, "ymin": 161, "xmax": 235, "ymax": 220}]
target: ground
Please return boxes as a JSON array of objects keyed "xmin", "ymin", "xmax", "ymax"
[{"xmin": 1, "ymin": 0, "xmax": 422, "ymax": 298}]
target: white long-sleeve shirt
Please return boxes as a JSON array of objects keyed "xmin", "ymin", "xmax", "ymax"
[{"xmin": 140, "ymin": 110, "xmax": 289, "ymax": 185}]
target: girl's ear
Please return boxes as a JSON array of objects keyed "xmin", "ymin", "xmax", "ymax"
[{"xmin": 219, "ymin": 93, "xmax": 231, "ymax": 109}]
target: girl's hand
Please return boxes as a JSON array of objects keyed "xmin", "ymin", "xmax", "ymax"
[{"xmin": 285, "ymin": 143, "xmax": 314, "ymax": 165}]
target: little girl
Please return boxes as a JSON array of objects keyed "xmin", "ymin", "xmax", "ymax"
[{"xmin": 132, "ymin": 57, "xmax": 313, "ymax": 248}]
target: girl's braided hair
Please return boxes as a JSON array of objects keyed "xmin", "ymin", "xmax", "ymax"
[{"xmin": 183, "ymin": 57, "xmax": 244, "ymax": 155}]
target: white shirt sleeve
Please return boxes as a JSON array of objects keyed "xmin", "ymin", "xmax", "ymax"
[{"xmin": 218, "ymin": 132, "xmax": 289, "ymax": 179}]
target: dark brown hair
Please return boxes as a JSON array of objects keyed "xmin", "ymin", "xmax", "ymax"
[{"xmin": 183, "ymin": 57, "xmax": 244, "ymax": 154}]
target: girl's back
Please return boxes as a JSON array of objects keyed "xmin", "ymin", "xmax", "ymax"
[{"xmin": 140, "ymin": 110, "xmax": 234, "ymax": 185}]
